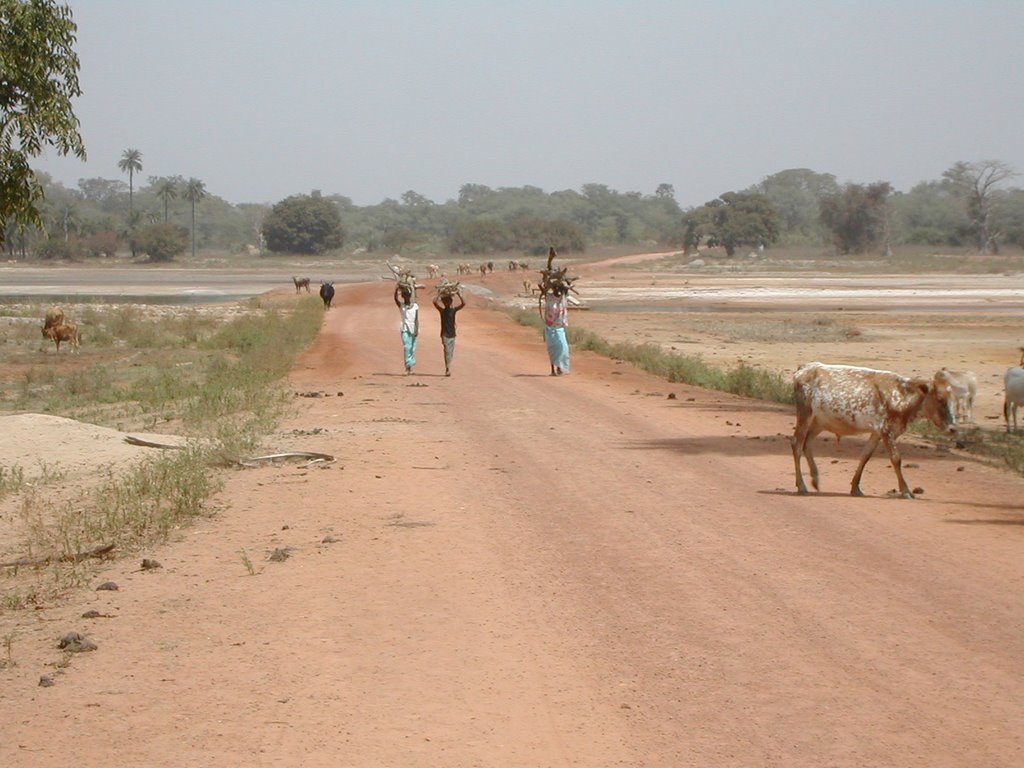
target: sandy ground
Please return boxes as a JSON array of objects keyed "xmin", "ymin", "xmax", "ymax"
[{"xmin": 2, "ymin": 260, "xmax": 1024, "ymax": 766}]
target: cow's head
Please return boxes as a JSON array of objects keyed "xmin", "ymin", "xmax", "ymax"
[{"xmin": 922, "ymin": 377, "xmax": 957, "ymax": 434}]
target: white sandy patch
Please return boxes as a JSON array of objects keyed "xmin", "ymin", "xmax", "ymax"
[{"xmin": 0, "ymin": 413, "xmax": 191, "ymax": 481}]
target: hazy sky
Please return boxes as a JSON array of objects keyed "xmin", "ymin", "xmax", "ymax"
[{"xmin": 33, "ymin": 0, "xmax": 1024, "ymax": 208}]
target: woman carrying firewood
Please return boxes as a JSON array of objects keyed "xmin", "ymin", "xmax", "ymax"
[
  {"xmin": 540, "ymin": 282, "xmax": 570, "ymax": 375},
  {"xmin": 538, "ymin": 247, "xmax": 573, "ymax": 376},
  {"xmin": 394, "ymin": 284, "xmax": 420, "ymax": 374}
]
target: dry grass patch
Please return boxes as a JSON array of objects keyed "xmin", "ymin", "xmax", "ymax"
[{"xmin": 0, "ymin": 296, "xmax": 324, "ymax": 609}]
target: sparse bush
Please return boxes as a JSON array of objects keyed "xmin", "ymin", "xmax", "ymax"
[
  {"xmin": 134, "ymin": 223, "xmax": 189, "ymax": 262},
  {"xmin": 81, "ymin": 230, "xmax": 120, "ymax": 258}
]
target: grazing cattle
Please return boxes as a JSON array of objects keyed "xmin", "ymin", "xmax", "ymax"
[
  {"xmin": 44, "ymin": 322, "xmax": 80, "ymax": 353},
  {"xmin": 934, "ymin": 368, "xmax": 977, "ymax": 424},
  {"xmin": 292, "ymin": 276, "xmax": 311, "ymax": 293},
  {"xmin": 790, "ymin": 362, "xmax": 956, "ymax": 499},
  {"xmin": 456, "ymin": 263, "xmax": 472, "ymax": 275},
  {"xmin": 479, "ymin": 263, "xmax": 488, "ymax": 276},
  {"xmin": 427, "ymin": 264, "xmax": 439, "ymax": 278},
  {"xmin": 1003, "ymin": 367, "xmax": 1024, "ymax": 433},
  {"xmin": 43, "ymin": 307, "xmax": 65, "ymax": 330},
  {"xmin": 319, "ymin": 282, "xmax": 335, "ymax": 309}
]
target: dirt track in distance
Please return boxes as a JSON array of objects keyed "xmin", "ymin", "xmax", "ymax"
[{"xmin": 3, "ymin": 272, "xmax": 1024, "ymax": 767}]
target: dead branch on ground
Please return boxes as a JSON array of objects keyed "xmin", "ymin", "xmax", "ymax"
[{"xmin": 0, "ymin": 543, "xmax": 115, "ymax": 569}]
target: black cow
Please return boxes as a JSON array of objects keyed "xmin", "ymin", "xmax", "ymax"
[{"xmin": 319, "ymin": 282, "xmax": 335, "ymax": 309}]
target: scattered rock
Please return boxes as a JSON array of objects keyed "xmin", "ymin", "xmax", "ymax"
[
  {"xmin": 268, "ymin": 547, "xmax": 292, "ymax": 562},
  {"xmin": 321, "ymin": 535, "xmax": 339, "ymax": 544},
  {"xmin": 140, "ymin": 558, "xmax": 162, "ymax": 571},
  {"xmin": 913, "ymin": 487, "xmax": 925, "ymax": 495},
  {"xmin": 96, "ymin": 581, "xmax": 119, "ymax": 591},
  {"xmin": 667, "ymin": 393, "xmax": 676, "ymax": 400},
  {"xmin": 58, "ymin": 632, "xmax": 97, "ymax": 653},
  {"xmin": 39, "ymin": 675, "xmax": 55, "ymax": 687},
  {"xmin": 81, "ymin": 610, "xmax": 102, "ymax": 619},
  {"xmin": 957, "ymin": 466, "xmax": 965, "ymax": 472}
]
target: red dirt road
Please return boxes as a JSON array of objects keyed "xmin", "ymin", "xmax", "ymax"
[{"xmin": 4, "ymin": 280, "xmax": 1024, "ymax": 767}]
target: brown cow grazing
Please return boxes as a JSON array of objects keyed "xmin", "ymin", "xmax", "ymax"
[
  {"xmin": 43, "ymin": 307, "xmax": 65, "ymax": 330},
  {"xmin": 44, "ymin": 322, "xmax": 80, "ymax": 353},
  {"xmin": 791, "ymin": 363, "xmax": 956, "ymax": 499}
]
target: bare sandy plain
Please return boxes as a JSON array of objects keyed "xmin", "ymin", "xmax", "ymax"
[{"xmin": 2, "ymin": 250, "xmax": 1024, "ymax": 767}]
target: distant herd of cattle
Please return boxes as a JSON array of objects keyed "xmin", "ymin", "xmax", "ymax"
[{"xmin": 39, "ymin": 282, "xmax": 1024, "ymax": 499}]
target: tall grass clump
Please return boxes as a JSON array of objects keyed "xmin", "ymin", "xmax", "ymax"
[
  {"xmin": 87, "ymin": 447, "xmax": 217, "ymax": 546},
  {"xmin": 0, "ymin": 464, "xmax": 25, "ymax": 499},
  {"xmin": 9, "ymin": 446, "xmax": 216, "ymax": 579},
  {"xmin": 508, "ymin": 307, "xmax": 794, "ymax": 404},
  {"xmin": 186, "ymin": 302, "xmax": 323, "ymax": 455}
]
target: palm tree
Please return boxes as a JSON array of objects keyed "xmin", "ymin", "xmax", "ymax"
[
  {"xmin": 184, "ymin": 178, "xmax": 206, "ymax": 258},
  {"xmin": 155, "ymin": 179, "xmax": 178, "ymax": 222},
  {"xmin": 118, "ymin": 148, "xmax": 143, "ymax": 216}
]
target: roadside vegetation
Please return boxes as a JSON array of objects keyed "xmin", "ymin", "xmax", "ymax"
[
  {"xmin": 508, "ymin": 308, "xmax": 794, "ymax": 404},
  {"xmin": 0, "ymin": 296, "xmax": 323, "ymax": 607}
]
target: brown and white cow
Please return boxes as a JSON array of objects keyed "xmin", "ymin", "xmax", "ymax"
[
  {"xmin": 790, "ymin": 363, "xmax": 956, "ymax": 499},
  {"xmin": 44, "ymin": 322, "xmax": 80, "ymax": 353}
]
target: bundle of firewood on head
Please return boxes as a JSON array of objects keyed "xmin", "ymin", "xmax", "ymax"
[
  {"xmin": 435, "ymin": 276, "xmax": 463, "ymax": 298},
  {"xmin": 538, "ymin": 247, "xmax": 578, "ymax": 296},
  {"xmin": 386, "ymin": 259, "xmax": 423, "ymax": 300}
]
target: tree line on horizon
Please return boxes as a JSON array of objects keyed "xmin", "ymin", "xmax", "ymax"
[{"xmin": 5, "ymin": 160, "xmax": 1021, "ymax": 262}]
